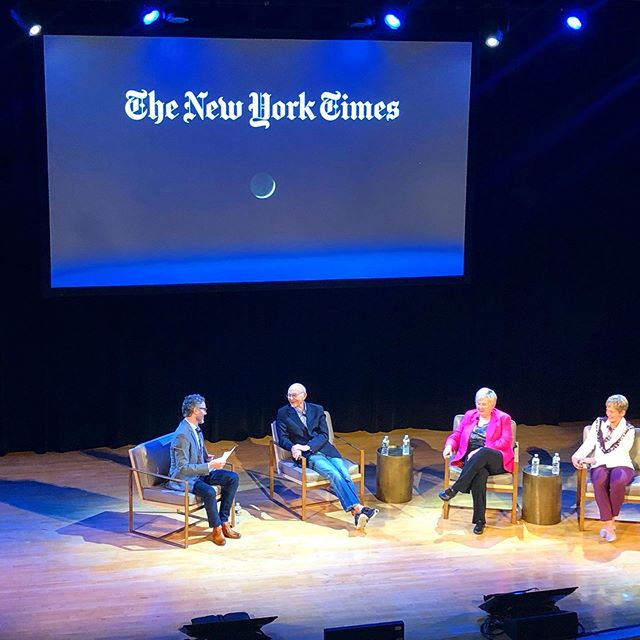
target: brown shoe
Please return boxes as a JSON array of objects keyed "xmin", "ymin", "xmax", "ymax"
[
  {"xmin": 211, "ymin": 526, "xmax": 226, "ymax": 546},
  {"xmin": 221, "ymin": 522, "xmax": 241, "ymax": 539}
]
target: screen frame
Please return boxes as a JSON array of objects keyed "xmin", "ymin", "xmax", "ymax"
[{"xmin": 36, "ymin": 32, "xmax": 480, "ymax": 298}]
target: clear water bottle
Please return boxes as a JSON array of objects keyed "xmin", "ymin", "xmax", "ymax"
[
  {"xmin": 531, "ymin": 453, "xmax": 540, "ymax": 476},
  {"xmin": 234, "ymin": 502, "xmax": 241, "ymax": 525},
  {"xmin": 381, "ymin": 435, "xmax": 389, "ymax": 455},
  {"xmin": 552, "ymin": 452, "xmax": 560, "ymax": 476},
  {"xmin": 402, "ymin": 434, "xmax": 411, "ymax": 455}
]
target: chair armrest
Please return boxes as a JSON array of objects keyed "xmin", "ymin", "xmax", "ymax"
[
  {"xmin": 271, "ymin": 438, "xmax": 292, "ymax": 460},
  {"xmin": 443, "ymin": 456, "xmax": 450, "ymax": 485},
  {"xmin": 577, "ymin": 465, "xmax": 587, "ymax": 488},
  {"xmin": 130, "ymin": 466, "xmax": 186, "ymax": 486},
  {"xmin": 333, "ymin": 433, "xmax": 364, "ymax": 455}
]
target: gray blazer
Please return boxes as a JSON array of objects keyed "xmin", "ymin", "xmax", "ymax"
[{"xmin": 167, "ymin": 419, "xmax": 210, "ymax": 491}]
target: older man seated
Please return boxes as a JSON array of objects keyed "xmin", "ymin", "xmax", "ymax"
[{"xmin": 276, "ymin": 382, "xmax": 378, "ymax": 530}]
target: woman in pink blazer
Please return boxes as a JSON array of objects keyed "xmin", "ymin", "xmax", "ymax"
[{"xmin": 439, "ymin": 387, "xmax": 514, "ymax": 534}]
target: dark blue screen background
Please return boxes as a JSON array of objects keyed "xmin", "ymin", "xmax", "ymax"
[{"xmin": 44, "ymin": 36, "xmax": 471, "ymax": 288}]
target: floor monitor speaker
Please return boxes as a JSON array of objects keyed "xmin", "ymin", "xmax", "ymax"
[{"xmin": 324, "ymin": 620, "xmax": 404, "ymax": 640}]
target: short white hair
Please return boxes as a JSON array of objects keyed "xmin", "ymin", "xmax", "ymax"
[
  {"xmin": 288, "ymin": 382, "xmax": 307, "ymax": 395},
  {"xmin": 475, "ymin": 387, "xmax": 497, "ymax": 405}
]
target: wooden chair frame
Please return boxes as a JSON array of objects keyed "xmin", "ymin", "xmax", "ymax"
[
  {"xmin": 576, "ymin": 426, "xmax": 640, "ymax": 530},
  {"xmin": 129, "ymin": 441, "xmax": 235, "ymax": 549},
  {"xmin": 268, "ymin": 412, "xmax": 365, "ymax": 520},
  {"xmin": 442, "ymin": 415, "xmax": 519, "ymax": 525}
]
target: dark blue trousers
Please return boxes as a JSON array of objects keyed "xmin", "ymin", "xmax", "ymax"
[{"xmin": 192, "ymin": 469, "xmax": 239, "ymax": 528}]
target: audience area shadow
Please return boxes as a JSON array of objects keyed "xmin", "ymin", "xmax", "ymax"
[
  {"xmin": 82, "ymin": 449, "xmax": 131, "ymax": 466},
  {"xmin": 0, "ymin": 479, "xmax": 122, "ymax": 521},
  {"xmin": 57, "ymin": 511, "xmax": 207, "ymax": 549}
]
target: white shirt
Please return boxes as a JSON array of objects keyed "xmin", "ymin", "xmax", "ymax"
[
  {"xmin": 573, "ymin": 417, "xmax": 635, "ymax": 470},
  {"xmin": 185, "ymin": 418, "xmax": 199, "ymax": 436},
  {"xmin": 294, "ymin": 403, "xmax": 307, "ymax": 427},
  {"xmin": 185, "ymin": 418, "xmax": 205, "ymax": 459}
]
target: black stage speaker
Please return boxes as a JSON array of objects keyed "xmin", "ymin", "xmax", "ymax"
[
  {"xmin": 479, "ymin": 586, "xmax": 578, "ymax": 618},
  {"xmin": 502, "ymin": 610, "xmax": 579, "ymax": 640},
  {"xmin": 324, "ymin": 620, "xmax": 404, "ymax": 640},
  {"xmin": 479, "ymin": 587, "xmax": 579, "ymax": 640},
  {"xmin": 180, "ymin": 612, "xmax": 278, "ymax": 639}
]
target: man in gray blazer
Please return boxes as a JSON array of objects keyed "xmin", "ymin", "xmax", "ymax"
[{"xmin": 168, "ymin": 394, "xmax": 241, "ymax": 546}]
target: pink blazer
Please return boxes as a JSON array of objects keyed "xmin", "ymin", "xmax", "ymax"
[{"xmin": 445, "ymin": 408, "xmax": 515, "ymax": 473}]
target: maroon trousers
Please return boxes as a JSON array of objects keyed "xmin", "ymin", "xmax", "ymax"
[{"xmin": 590, "ymin": 465, "xmax": 634, "ymax": 521}]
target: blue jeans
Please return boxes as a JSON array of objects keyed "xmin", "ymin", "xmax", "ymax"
[
  {"xmin": 307, "ymin": 453, "xmax": 360, "ymax": 512},
  {"xmin": 192, "ymin": 469, "xmax": 239, "ymax": 528}
]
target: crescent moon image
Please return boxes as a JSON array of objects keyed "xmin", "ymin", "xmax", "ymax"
[{"xmin": 250, "ymin": 172, "xmax": 276, "ymax": 199}]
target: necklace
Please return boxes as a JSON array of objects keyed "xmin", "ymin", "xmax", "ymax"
[{"xmin": 596, "ymin": 417, "xmax": 633, "ymax": 454}]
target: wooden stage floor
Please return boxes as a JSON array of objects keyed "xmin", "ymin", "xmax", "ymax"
[{"xmin": 2, "ymin": 424, "xmax": 640, "ymax": 640}]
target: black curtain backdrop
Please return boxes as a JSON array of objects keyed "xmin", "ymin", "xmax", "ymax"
[{"xmin": 2, "ymin": 5, "xmax": 640, "ymax": 455}]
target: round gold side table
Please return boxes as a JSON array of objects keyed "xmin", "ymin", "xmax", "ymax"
[
  {"xmin": 376, "ymin": 445, "xmax": 413, "ymax": 503},
  {"xmin": 522, "ymin": 464, "xmax": 562, "ymax": 525}
]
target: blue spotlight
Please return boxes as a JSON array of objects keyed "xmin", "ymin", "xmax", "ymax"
[
  {"xmin": 566, "ymin": 15, "xmax": 583, "ymax": 30},
  {"xmin": 485, "ymin": 30, "xmax": 503, "ymax": 48},
  {"xmin": 28, "ymin": 23, "xmax": 42, "ymax": 36},
  {"xmin": 142, "ymin": 9, "xmax": 161, "ymax": 26},
  {"xmin": 384, "ymin": 13, "xmax": 401, "ymax": 30}
]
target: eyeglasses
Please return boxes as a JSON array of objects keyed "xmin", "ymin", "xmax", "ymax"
[
  {"xmin": 197, "ymin": 406, "xmax": 208, "ymax": 411},
  {"xmin": 287, "ymin": 392, "xmax": 304, "ymax": 398}
]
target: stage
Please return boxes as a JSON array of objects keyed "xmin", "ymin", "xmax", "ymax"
[{"xmin": 2, "ymin": 425, "xmax": 640, "ymax": 640}]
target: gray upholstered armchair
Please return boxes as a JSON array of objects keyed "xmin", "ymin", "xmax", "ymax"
[{"xmin": 128, "ymin": 432, "xmax": 234, "ymax": 548}]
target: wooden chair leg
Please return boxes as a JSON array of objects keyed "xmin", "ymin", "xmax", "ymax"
[
  {"xmin": 184, "ymin": 491, "xmax": 190, "ymax": 548},
  {"xmin": 128, "ymin": 470, "xmax": 134, "ymax": 533},
  {"xmin": 578, "ymin": 468, "xmax": 586, "ymax": 531},
  {"xmin": 359, "ymin": 449, "xmax": 365, "ymax": 503},
  {"xmin": 301, "ymin": 458, "xmax": 307, "ymax": 521},
  {"xmin": 511, "ymin": 485, "xmax": 518, "ymax": 524},
  {"xmin": 268, "ymin": 442, "xmax": 275, "ymax": 499},
  {"xmin": 443, "ymin": 463, "xmax": 450, "ymax": 519}
]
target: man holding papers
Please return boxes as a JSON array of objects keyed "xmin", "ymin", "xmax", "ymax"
[{"xmin": 168, "ymin": 394, "xmax": 241, "ymax": 546}]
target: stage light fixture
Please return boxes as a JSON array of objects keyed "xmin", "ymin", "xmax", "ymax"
[
  {"xmin": 141, "ymin": 8, "xmax": 189, "ymax": 26},
  {"xmin": 142, "ymin": 9, "xmax": 161, "ymax": 25},
  {"xmin": 383, "ymin": 13, "xmax": 401, "ymax": 30},
  {"xmin": 566, "ymin": 15, "xmax": 583, "ymax": 30},
  {"xmin": 164, "ymin": 12, "xmax": 189, "ymax": 24},
  {"xmin": 350, "ymin": 17, "xmax": 375, "ymax": 29},
  {"xmin": 485, "ymin": 30, "xmax": 503, "ymax": 48},
  {"xmin": 10, "ymin": 7, "xmax": 42, "ymax": 36}
]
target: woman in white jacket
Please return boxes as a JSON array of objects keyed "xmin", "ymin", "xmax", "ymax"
[{"xmin": 572, "ymin": 394, "xmax": 635, "ymax": 542}]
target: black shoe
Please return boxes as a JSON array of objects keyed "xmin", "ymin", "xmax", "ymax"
[
  {"xmin": 473, "ymin": 521, "xmax": 485, "ymax": 535},
  {"xmin": 355, "ymin": 506, "xmax": 379, "ymax": 530},
  {"xmin": 438, "ymin": 488, "xmax": 457, "ymax": 502}
]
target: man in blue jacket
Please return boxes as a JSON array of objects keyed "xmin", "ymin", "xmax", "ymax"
[{"xmin": 276, "ymin": 382, "xmax": 378, "ymax": 529}]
